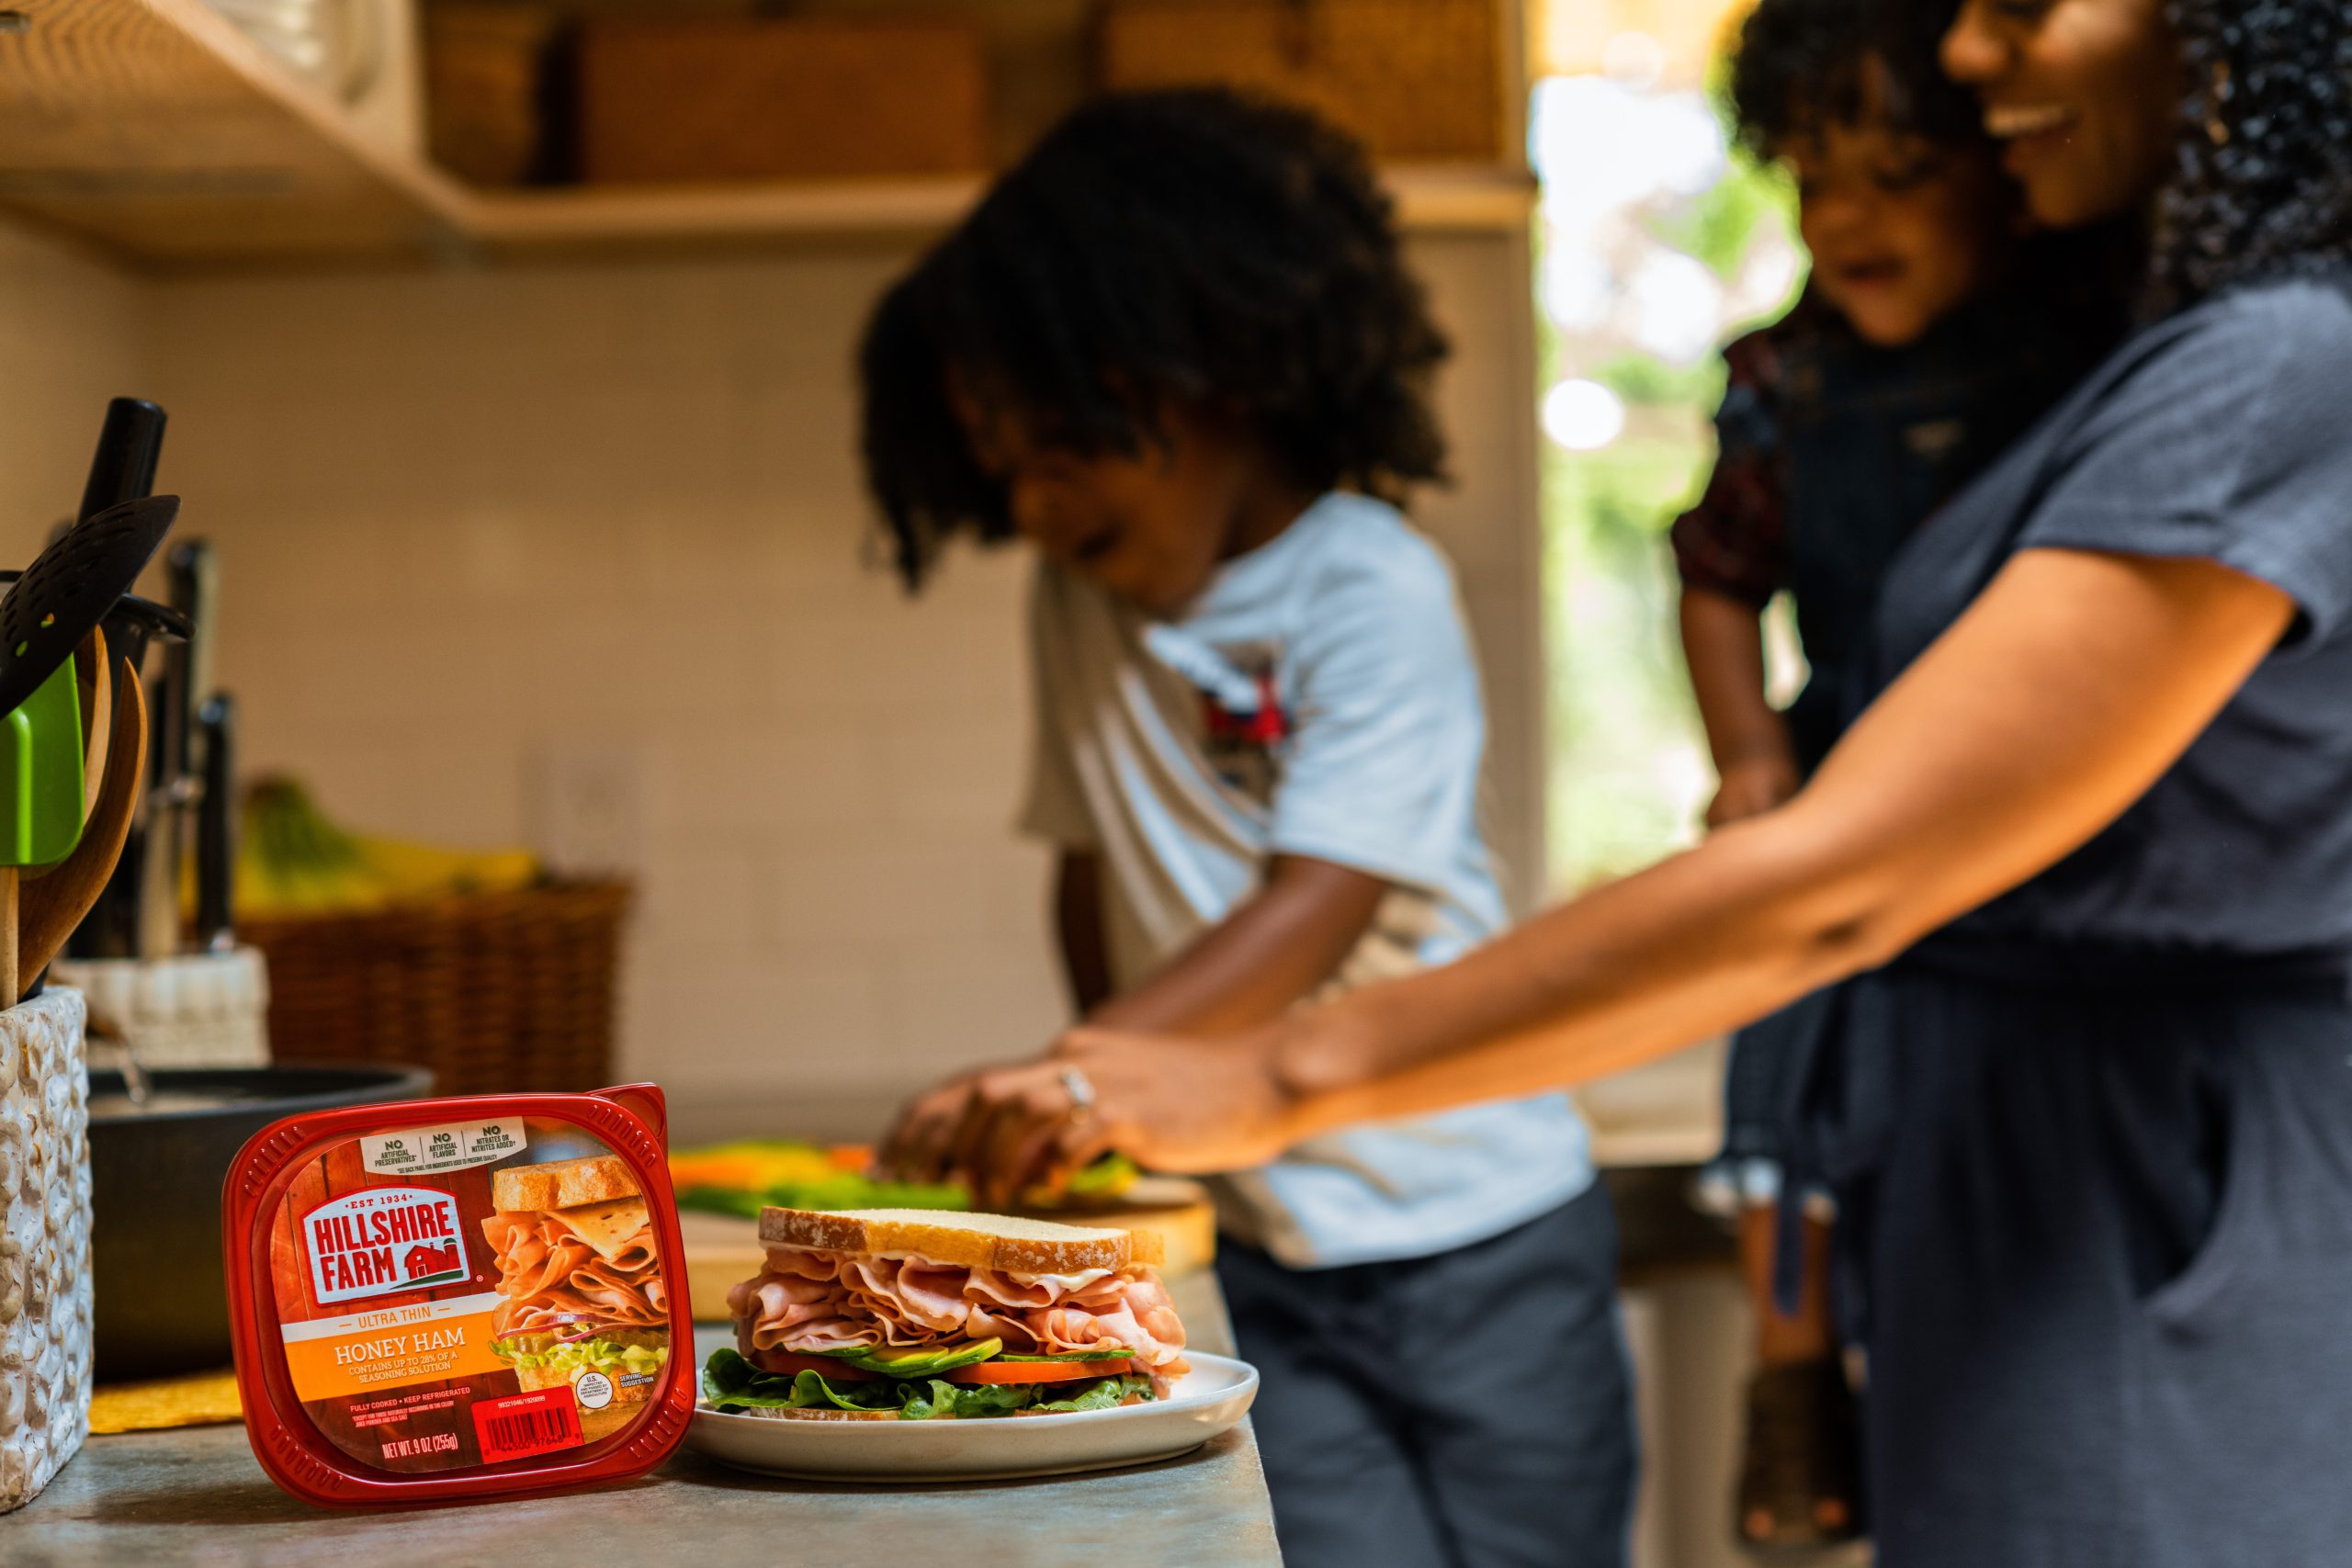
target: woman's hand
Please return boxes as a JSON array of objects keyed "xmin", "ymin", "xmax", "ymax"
[{"xmin": 879, "ymin": 1024, "xmax": 1303, "ymax": 1208}]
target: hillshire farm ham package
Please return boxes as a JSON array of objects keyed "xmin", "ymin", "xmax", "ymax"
[{"xmin": 223, "ymin": 1085, "xmax": 693, "ymax": 1506}]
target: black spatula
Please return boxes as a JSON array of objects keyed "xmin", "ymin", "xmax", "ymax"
[{"xmin": 0, "ymin": 495, "xmax": 180, "ymax": 719}]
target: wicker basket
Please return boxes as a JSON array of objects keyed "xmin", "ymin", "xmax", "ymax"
[
  {"xmin": 1096, "ymin": 0, "xmax": 1503, "ymax": 163},
  {"xmin": 239, "ymin": 880, "xmax": 632, "ymax": 1096}
]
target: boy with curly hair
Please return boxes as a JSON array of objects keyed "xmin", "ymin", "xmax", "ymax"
[{"xmin": 863, "ymin": 88, "xmax": 1634, "ymax": 1568}]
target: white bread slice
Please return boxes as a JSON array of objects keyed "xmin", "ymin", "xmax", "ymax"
[
  {"xmin": 756, "ymin": 1206, "xmax": 1164, "ymax": 1273},
  {"xmin": 492, "ymin": 1155, "xmax": 641, "ymax": 1213}
]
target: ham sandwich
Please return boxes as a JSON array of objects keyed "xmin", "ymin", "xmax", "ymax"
[{"xmin": 728, "ymin": 1208, "xmax": 1190, "ymax": 1396}]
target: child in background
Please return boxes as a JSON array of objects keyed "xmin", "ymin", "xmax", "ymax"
[
  {"xmin": 861, "ymin": 90, "xmax": 1634, "ymax": 1568},
  {"xmin": 1679, "ymin": 0, "xmax": 2129, "ymax": 1550}
]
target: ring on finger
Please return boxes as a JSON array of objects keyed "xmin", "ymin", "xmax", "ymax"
[{"xmin": 1058, "ymin": 1064, "xmax": 1097, "ymax": 1124}]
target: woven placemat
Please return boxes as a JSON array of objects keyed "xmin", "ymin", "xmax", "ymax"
[{"xmin": 88, "ymin": 1369, "xmax": 244, "ymax": 1434}]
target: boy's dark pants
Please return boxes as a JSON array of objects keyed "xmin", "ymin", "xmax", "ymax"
[{"xmin": 1216, "ymin": 1183, "xmax": 1636, "ymax": 1568}]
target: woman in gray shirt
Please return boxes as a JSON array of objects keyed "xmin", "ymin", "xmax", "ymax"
[{"xmin": 892, "ymin": 4, "xmax": 2352, "ymax": 1563}]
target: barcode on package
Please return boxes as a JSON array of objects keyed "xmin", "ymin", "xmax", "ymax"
[{"xmin": 471, "ymin": 1388, "xmax": 583, "ymax": 1465}]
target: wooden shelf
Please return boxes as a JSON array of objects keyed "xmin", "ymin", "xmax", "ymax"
[
  {"xmin": 468, "ymin": 163, "xmax": 1536, "ymax": 261},
  {"xmin": 0, "ymin": 0, "xmax": 474, "ymax": 268},
  {"xmin": 0, "ymin": 0, "xmax": 1533, "ymax": 273}
]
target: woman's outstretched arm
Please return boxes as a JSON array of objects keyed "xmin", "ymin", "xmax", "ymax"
[
  {"xmin": 1287, "ymin": 547, "xmax": 2294, "ymax": 1126},
  {"xmin": 888, "ymin": 547, "xmax": 2294, "ymax": 1201}
]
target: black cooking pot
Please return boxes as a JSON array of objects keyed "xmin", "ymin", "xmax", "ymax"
[{"xmin": 87, "ymin": 1063, "xmax": 435, "ymax": 1381}]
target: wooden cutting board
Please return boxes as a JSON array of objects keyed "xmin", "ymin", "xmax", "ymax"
[{"xmin": 676, "ymin": 1177, "xmax": 1218, "ymax": 1322}]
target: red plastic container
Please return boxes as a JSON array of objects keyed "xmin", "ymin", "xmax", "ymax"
[{"xmin": 223, "ymin": 1083, "xmax": 694, "ymax": 1507}]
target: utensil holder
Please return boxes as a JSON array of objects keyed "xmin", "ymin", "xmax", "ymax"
[
  {"xmin": 50, "ymin": 948, "xmax": 270, "ymax": 1069},
  {"xmin": 0, "ymin": 990, "xmax": 91, "ymax": 1514}
]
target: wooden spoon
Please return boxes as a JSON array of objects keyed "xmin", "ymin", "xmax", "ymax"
[
  {"xmin": 72, "ymin": 625, "xmax": 111, "ymax": 822},
  {"xmin": 17, "ymin": 655, "xmax": 146, "ymax": 1000}
]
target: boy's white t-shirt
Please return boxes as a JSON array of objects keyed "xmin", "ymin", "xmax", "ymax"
[{"xmin": 1022, "ymin": 491, "xmax": 1594, "ymax": 1269}]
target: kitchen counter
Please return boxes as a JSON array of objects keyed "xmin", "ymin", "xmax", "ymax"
[{"xmin": 0, "ymin": 1273, "xmax": 1278, "ymax": 1568}]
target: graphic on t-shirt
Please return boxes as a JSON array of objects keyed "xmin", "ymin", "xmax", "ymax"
[
  {"xmin": 1145, "ymin": 626, "xmax": 1288, "ymax": 801},
  {"xmin": 1203, "ymin": 669, "xmax": 1287, "ymax": 746}
]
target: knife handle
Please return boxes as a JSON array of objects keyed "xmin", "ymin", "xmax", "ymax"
[
  {"xmin": 167, "ymin": 538, "xmax": 216, "ymax": 782},
  {"xmin": 197, "ymin": 693, "xmax": 234, "ymax": 952}
]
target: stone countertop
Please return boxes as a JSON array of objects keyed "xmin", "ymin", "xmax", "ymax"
[{"xmin": 0, "ymin": 1273, "xmax": 1277, "ymax": 1568}]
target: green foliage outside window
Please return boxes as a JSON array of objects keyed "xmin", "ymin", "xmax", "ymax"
[{"xmin": 1540, "ymin": 150, "xmax": 1801, "ymax": 893}]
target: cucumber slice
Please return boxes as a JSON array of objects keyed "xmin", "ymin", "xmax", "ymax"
[{"xmin": 822, "ymin": 1337, "xmax": 1003, "ymax": 1377}]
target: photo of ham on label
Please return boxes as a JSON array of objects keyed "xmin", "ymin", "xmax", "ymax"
[
  {"xmin": 479, "ymin": 1154, "xmax": 671, "ymax": 1444},
  {"xmin": 263, "ymin": 1120, "xmax": 670, "ymax": 1475}
]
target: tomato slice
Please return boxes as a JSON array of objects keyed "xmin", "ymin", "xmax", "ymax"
[
  {"xmin": 944, "ymin": 1358, "xmax": 1132, "ymax": 1385},
  {"xmin": 752, "ymin": 1349, "xmax": 882, "ymax": 1382}
]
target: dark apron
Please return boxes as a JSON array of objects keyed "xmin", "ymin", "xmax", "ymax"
[{"xmin": 1778, "ymin": 937, "xmax": 2352, "ymax": 1567}]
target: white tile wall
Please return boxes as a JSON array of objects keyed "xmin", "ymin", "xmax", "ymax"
[
  {"xmin": 0, "ymin": 219, "xmax": 1546, "ymax": 1142},
  {"xmin": 0, "ymin": 213, "xmax": 1763, "ymax": 1539},
  {"xmin": 0, "ymin": 226, "xmax": 152, "ymax": 561}
]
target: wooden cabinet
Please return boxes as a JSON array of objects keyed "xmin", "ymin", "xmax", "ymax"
[{"xmin": 0, "ymin": 0, "xmax": 1532, "ymax": 270}]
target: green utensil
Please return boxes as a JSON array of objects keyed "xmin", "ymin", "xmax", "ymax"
[
  {"xmin": 0, "ymin": 659, "xmax": 81, "ymax": 1002},
  {"xmin": 0, "ymin": 660, "xmax": 84, "ymax": 866}
]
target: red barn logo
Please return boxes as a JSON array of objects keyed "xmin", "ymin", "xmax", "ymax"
[
  {"xmin": 404, "ymin": 1242, "xmax": 461, "ymax": 1280},
  {"xmin": 301, "ymin": 1188, "xmax": 469, "ymax": 1305}
]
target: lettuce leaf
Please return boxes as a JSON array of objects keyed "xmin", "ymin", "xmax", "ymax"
[
  {"xmin": 904, "ymin": 1376, "xmax": 1153, "ymax": 1419},
  {"xmin": 1061, "ymin": 1152, "xmax": 1140, "ymax": 1199},
  {"xmin": 701, "ymin": 1352, "xmax": 906, "ymax": 1413},
  {"xmin": 675, "ymin": 1176, "xmax": 969, "ymax": 1219},
  {"xmin": 675, "ymin": 1152, "xmax": 1136, "ymax": 1219},
  {"xmin": 1031, "ymin": 1375, "xmax": 1155, "ymax": 1414},
  {"xmin": 702, "ymin": 1349, "xmax": 1156, "ymax": 1420},
  {"xmin": 933, "ymin": 1382, "xmax": 1030, "ymax": 1419}
]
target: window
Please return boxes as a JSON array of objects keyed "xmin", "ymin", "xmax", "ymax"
[{"xmin": 1527, "ymin": 16, "xmax": 1804, "ymax": 894}]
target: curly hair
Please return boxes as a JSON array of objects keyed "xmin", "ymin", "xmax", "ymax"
[
  {"xmin": 1726, "ymin": 0, "xmax": 1982, "ymax": 163},
  {"xmin": 2153, "ymin": 0, "xmax": 2352, "ymax": 308},
  {"xmin": 858, "ymin": 87, "xmax": 1450, "ymax": 592}
]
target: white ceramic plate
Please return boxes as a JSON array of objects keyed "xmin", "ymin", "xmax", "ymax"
[{"xmin": 684, "ymin": 1352, "xmax": 1259, "ymax": 1483}]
